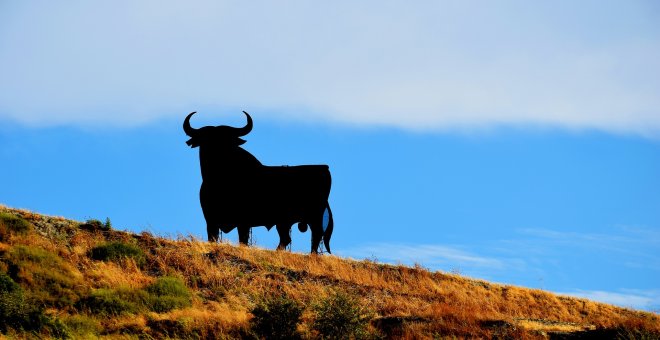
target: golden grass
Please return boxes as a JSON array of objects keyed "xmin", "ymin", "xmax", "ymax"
[
  {"xmin": 86, "ymin": 260, "xmax": 155, "ymax": 289},
  {"xmin": 515, "ymin": 318, "xmax": 593, "ymax": 333},
  {"xmin": 0, "ymin": 204, "xmax": 658, "ymax": 339}
]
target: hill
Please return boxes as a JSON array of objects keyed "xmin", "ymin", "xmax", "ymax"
[{"xmin": 0, "ymin": 204, "xmax": 658, "ymax": 339}]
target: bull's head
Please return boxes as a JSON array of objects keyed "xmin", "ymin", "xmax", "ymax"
[{"xmin": 183, "ymin": 111, "xmax": 253, "ymax": 148}]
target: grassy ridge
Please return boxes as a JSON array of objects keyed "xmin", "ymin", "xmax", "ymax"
[{"xmin": 0, "ymin": 204, "xmax": 658, "ymax": 339}]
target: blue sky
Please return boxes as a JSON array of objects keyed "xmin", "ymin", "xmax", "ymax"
[{"xmin": 1, "ymin": 1, "xmax": 659, "ymax": 311}]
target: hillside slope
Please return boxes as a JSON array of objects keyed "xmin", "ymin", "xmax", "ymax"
[{"xmin": 0, "ymin": 204, "xmax": 658, "ymax": 339}]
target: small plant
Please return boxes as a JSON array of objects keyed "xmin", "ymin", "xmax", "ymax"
[
  {"xmin": 251, "ymin": 295, "xmax": 303, "ymax": 340},
  {"xmin": 145, "ymin": 276, "xmax": 192, "ymax": 313},
  {"xmin": 80, "ymin": 218, "xmax": 111, "ymax": 231},
  {"xmin": 90, "ymin": 241, "xmax": 146, "ymax": 267},
  {"xmin": 312, "ymin": 290, "xmax": 373, "ymax": 340}
]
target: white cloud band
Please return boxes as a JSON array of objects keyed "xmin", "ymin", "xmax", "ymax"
[{"xmin": 1, "ymin": 1, "xmax": 659, "ymax": 135}]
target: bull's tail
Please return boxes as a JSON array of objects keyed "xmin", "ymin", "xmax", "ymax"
[{"xmin": 323, "ymin": 203, "xmax": 333, "ymax": 254}]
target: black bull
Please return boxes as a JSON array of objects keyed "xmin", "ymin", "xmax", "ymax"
[{"xmin": 183, "ymin": 111, "xmax": 333, "ymax": 253}]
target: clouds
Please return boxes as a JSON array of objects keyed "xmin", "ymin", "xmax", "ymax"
[
  {"xmin": 514, "ymin": 226, "xmax": 660, "ymax": 271},
  {"xmin": 340, "ymin": 243, "xmax": 506, "ymax": 270},
  {"xmin": 1, "ymin": 1, "xmax": 659, "ymax": 134},
  {"xmin": 350, "ymin": 241, "xmax": 660, "ymax": 311},
  {"xmin": 557, "ymin": 289, "xmax": 660, "ymax": 311},
  {"xmin": 337, "ymin": 224, "xmax": 660, "ymax": 311}
]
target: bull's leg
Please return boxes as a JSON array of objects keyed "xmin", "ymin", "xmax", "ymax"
[
  {"xmin": 310, "ymin": 221, "xmax": 323, "ymax": 254},
  {"xmin": 207, "ymin": 224, "xmax": 220, "ymax": 243},
  {"xmin": 276, "ymin": 223, "xmax": 293, "ymax": 250},
  {"xmin": 237, "ymin": 226, "xmax": 250, "ymax": 246}
]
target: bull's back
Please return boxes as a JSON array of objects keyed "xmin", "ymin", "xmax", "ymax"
[
  {"xmin": 200, "ymin": 164, "xmax": 331, "ymax": 226},
  {"xmin": 258, "ymin": 165, "xmax": 331, "ymax": 223},
  {"xmin": 262, "ymin": 165, "xmax": 331, "ymax": 197}
]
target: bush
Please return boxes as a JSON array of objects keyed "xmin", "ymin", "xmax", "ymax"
[
  {"xmin": 312, "ymin": 290, "xmax": 373, "ymax": 340},
  {"xmin": 0, "ymin": 272, "xmax": 49, "ymax": 333},
  {"xmin": 145, "ymin": 276, "xmax": 192, "ymax": 313},
  {"xmin": 78, "ymin": 277, "xmax": 192, "ymax": 316},
  {"xmin": 77, "ymin": 287, "xmax": 147, "ymax": 316},
  {"xmin": 0, "ymin": 271, "xmax": 20, "ymax": 293},
  {"xmin": 251, "ymin": 295, "xmax": 303, "ymax": 340},
  {"xmin": 62, "ymin": 315, "xmax": 100, "ymax": 338},
  {"xmin": 5, "ymin": 245, "xmax": 82, "ymax": 307},
  {"xmin": 90, "ymin": 241, "xmax": 145, "ymax": 267},
  {"xmin": 43, "ymin": 317, "xmax": 72, "ymax": 339},
  {"xmin": 0, "ymin": 213, "xmax": 32, "ymax": 241}
]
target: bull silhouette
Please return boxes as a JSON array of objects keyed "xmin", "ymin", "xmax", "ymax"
[{"xmin": 183, "ymin": 111, "xmax": 333, "ymax": 253}]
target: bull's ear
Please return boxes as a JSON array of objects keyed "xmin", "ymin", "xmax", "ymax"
[
  {"xmin": 235, "ymin": 138, "xmax": 246, "ymax": 146},
  {"xmin": 186, "ymin": 138, "xmax": 200, "ymax": 148}
]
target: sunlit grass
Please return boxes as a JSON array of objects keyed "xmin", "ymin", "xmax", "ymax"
[{"xmin": 0, "ymin": 204, "xmax": 658, "ymax": 338}]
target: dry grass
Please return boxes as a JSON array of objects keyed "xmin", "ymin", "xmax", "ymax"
[{"xmin": 0, "ymin": 204, "xmax": 658, "ymax": 339}]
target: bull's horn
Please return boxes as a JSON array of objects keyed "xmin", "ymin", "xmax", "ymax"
[
  {"xmin": 183, "ymin": 111, "xmax": 199, "ymax": 137},
  {"xmin": 233, "ymin": 111, "xmax": 253, "ymax": 137}
]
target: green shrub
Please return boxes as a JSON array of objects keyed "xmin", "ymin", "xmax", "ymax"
[
  {"xmin": 77, "ymin": 287, "xmax": 147, "ymax": 316},
  {"xmin": 5, "ymin": 245, "xmax": 82, "ymax": 307},
  {"xmin": 0, "ymin": 213, "xmax": 33, "ymax": 241},
  {"xmin": 251, "ymin": 295, "xmax": 303, "ymax": 340},
  {"xmin": 0, "ymin": 271, "xmax": 20, "ymax": 293},
  {"xmin": 62, "ymin": 314, "xmax": 100, "ymax": 338},
  {"xmin": 78, "ymin": 277, "xmax": 192, "ymax": 316},
  {"xmin": 145, "ymin": 276, "xmax": 192, "ymax": 313},
  {"xmin": 312, "ymin": 290, "xmax": 373, "ymax": 340},
  {"xmin": 0, "ymin": 272, "xmax": 49, "ymax": 333},
  {"xmin": 44, "ymin": 317, "xmax": 72, "ymax": 339},
  {"xmin": 90, "ymin": 241, "xmax": 145, "ymax": 267}
]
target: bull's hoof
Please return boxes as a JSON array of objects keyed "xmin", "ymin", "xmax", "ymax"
[{"xmin": 276, "ymin": 242, "xmax": 290, "ymax": 251}]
